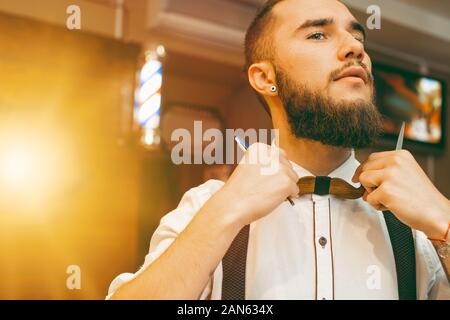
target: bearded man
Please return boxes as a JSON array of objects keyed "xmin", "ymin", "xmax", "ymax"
[{"xmin": 108, "ymin": 0, "xmax": 450, "ymax": 300}]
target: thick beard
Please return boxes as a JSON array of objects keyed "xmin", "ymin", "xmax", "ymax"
[{"xmin": 276, "ymin": 68, "xmax": 383, "ymax": 149}]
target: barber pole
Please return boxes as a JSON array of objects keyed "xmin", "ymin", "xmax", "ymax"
[{"xmin": 135, "ymin": 48, "xmax": 165, "ymax": 147}]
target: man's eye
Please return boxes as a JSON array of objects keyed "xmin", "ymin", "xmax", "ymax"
[
  {"xmin": 354, "ymin": 35, "xmax": 365, "ymax": 43},
  {"xmin": 308, "ymin": 32, "xmax": 326, "ymax": 40}
]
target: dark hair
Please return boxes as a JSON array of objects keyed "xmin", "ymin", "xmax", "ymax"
[{"xmin": 244, "ymin": 0, "xmax": 285, "ymax": 115}]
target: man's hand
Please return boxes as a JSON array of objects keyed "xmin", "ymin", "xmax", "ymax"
[
  {"xmin": 110, "ymin": 142, "xmax": 299, "ymax": 300},
  {"xmin": 352, "ymin": 150, "xmax": 450, "ymax": 240},
  {"xmin": 217, "ymin": 143, "xmax": 299, "ymax": 228}
]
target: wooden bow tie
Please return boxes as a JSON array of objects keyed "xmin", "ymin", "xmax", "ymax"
[{"xmin": 297, "ymin": 176, "xmax": 364, "ymax": 199}]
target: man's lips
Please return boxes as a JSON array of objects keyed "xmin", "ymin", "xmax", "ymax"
[{"xmin": 334, "ymin": 66, "xmax": 368, "ymax": 84}]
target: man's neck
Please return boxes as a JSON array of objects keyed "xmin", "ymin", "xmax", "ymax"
[{"xmin": 278, "ymin": 131, "xmax": 352, "ymax": 176}]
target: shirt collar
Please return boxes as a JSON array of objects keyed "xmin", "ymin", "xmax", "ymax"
[
  {"xmin": 271, "ymin": 138, "xmax": 361, "ymax": 187},
  {"xmin": 289, "ymin": 149, "xmax": 361, "ymax": 188}
]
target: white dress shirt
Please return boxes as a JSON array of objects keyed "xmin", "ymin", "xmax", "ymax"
[{"xmin": 107, "ymin": 151, "xmax": 449, "ymax": 300}]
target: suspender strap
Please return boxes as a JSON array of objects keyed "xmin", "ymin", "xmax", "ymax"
[
  {"xmin": 383, "ymin": 210, "xmax": 417, "ymax": 300},
  {"xmin": 222, "ymin": 212, "xmax": 417, "ymax": 300},
  {"xmin": 221, "ymin": 224, "xmax": 250, "ymax": 300}
]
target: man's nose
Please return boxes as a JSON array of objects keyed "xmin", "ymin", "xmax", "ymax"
[{"xmin": 337, "ymin": 34, "xmax": 365, "ymax": 62}]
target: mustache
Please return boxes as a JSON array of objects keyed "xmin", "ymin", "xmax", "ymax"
[{"xmin": 328, "ymin": 61, "xmax": 374, "ymax": 85}]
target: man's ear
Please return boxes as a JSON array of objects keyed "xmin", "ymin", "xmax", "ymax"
[{"xmin": 248, "ymin": 62, "xmax": 278, "ymax": 97}]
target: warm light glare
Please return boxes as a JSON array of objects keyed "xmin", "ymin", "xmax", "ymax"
[
  {"xmin": 0, "ymin": 148, "xmax": 35, "ymax": 189},
  {"xmin": 156, "ymin": 45, "xmax": 166, "ymax": 58},
  {"xmin": 0, "ymin": 126, "xmax": 75, "ymax": 214},
  {"xmin": 143, "ymin": 129, "xmax": 160, "ymax": 146}
]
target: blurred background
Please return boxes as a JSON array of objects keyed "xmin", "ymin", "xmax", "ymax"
[{"xmin": 0, "ymin": 0, "xmax": 449, "ymax": 299}]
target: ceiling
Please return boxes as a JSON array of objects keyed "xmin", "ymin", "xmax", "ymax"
[
  {"xmin": 226, "ymin": 0, "xmax": 262, "ymax": 7},
  {"xmin": 231, "ymin": 0, "xmax": 450, "ymax": 19},
  {"xmin": 397, "ymin": 0, "xmax": 450, "ymax": 19}
]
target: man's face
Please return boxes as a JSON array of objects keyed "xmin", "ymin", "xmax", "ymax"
[
  {"xmin": 272, "ymin": 0, "xmax": 373, "ymax": 103},
  {"xmin": 268, "ymin": 0, "xmax": 382, "ymax": 148}
]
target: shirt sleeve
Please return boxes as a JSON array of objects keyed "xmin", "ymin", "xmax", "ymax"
[
  {"xmin": 416, "ymin": 232, "xmax": 450, "ymax": 300},
  {"xmin": 427, "ymin": 244, "xmax": 450, "ymax": 299},
  {"xmin": 106, "ymin": 179, "xmax": 225, "ymax": 300}
]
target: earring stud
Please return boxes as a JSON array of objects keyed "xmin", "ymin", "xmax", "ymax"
[{"xmin": 270, "ymin": 85, "xmax": 277, "ymax": 93}]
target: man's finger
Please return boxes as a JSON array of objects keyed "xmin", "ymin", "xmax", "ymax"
[
  {"xmin": 352, "ymin": 162, "xmax": 364, "ymax": 183},
  {"xmin": 352, "ymin": 151, "xmax": 406, "ymax": 183},
  {"xmin": 353, "ymin": 153, "xmax": 401, "ymax": 182},
  {"xmin": 284, "ymin": 164, "xmax": 299, "ymax": 183},
  {"xmin": 365, "ymin": 187, "xmax": 384, "ymax": 209},
  {"xmin": 359, "ymin": 169, "xmax": 385, "ymax": 189},
  {"xmin": 367, "ymin": 150, "xmax": 399, "ymax": 161}
]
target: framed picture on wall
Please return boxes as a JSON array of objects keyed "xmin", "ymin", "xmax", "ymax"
[{"xmin": 373, "ymin": 62, "xmax": 447, "ymax": 153}]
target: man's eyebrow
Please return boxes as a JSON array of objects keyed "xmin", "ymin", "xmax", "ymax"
[
  {"xmin": 294, "ymin": 18, "xmax": 367, "ymax": 40},
  {"xmin": 295, "ymin": 17, "xmax": 334, "ymax": 32},
  {"xmin": 350, "ymin": 21, "xmax": 366, "ymax": 39}
]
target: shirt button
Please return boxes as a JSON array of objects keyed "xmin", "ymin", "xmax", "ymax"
[{"xmin": 319, "ymin": 237, "xmax": 327, "ymax": 248}]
